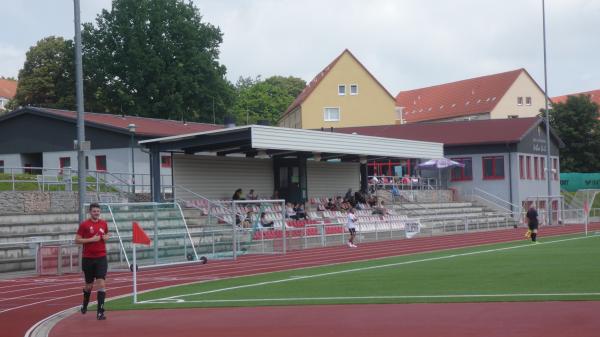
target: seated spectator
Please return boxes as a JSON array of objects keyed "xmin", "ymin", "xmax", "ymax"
[
  {"xmin": 344, "ymin": 188, "xmax": 353, "ymax": 201},
  {"xmin": 286, "ymin": 202, "xmax": 298, "ymax": 219},
  {"xmin": 401, "ymin": 175, "xmax": 410, "ymax": 185},
  {"xmin": 354, "ymin": 191, "xmax": 366, "ymax": 204},
  {"xmin": 242, "ymin": 211, "xmax": 254, "ymax": 228},
  {"xmin": 247, "ymin": 189, "xmax": 258, "ymax": 200},
  {"xmin": 325, "ymin": 198, "xmax": 336, "ymax": 211},
  {"xmin": 294, "ymin": 203, "xmax": 307, "ymax": 219},
  {"xmin": 367, "ymin": 195, "xmax": 378, "ymax": 208},
  {"xmin": 260, "ymin": 212, "xmax": 274, "ymax": 228},
  {"xmin": 372, "ymin": 200, "xmax": 387, "ymax": 216},
  {"xmin": 232, "ymin": 188, "xmax": 245, "ymax": 200}
]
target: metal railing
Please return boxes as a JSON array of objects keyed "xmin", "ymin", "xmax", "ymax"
[{"xmin": 0, "ymin": 166, "xmax": 172, "ymax": 195}]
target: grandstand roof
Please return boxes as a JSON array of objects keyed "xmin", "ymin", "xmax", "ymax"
[
  {"xmin": 333, "ymin": 117, "xmax": 563, "ymax": 147},
  {"xmin": 140, "ymin": 125, "xmax": 443, "ymax": 161},
  {"xmin": 0, "ymin": 107, "xmax": 222, "ymax": 137},
  {"xmin": 396, "ymin": 69, "xmax": 539, "ymax": 123}
]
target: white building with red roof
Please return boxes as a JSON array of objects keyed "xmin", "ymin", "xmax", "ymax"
[{"xmin": 397, "ymin": 69, "xmax": 547, "ymax": 123}]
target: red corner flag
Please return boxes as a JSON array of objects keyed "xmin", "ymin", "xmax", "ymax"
[{"xmin": 132, "ymin": 222, "xmax": 151, "ymax": 245}]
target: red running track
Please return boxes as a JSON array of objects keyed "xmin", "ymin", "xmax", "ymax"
[{"xmin": 0, "ymin": 224, "xmax": 596, "ymax": 337}]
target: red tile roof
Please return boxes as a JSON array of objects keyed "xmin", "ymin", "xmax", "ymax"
[
  {"xmin": 552, "ymin": 89, "xmax": 600, "ymax": 106},
  {"xmin": 397, "ymin": 69, "xmax": 526, "ymax": 123},
  {"xmin": 0, "ymin": 79, "xmax": 17, "ymax": 99},
  {"xmin": 281, "ymin": 49, "xmax": 394, "ymax": 119},
  {"xmin": 32, "ymin": 108, "xmax": 222, "ymax": 137},
  {"xmin": 334, "ymin": 117, "xmax": 542, "ymax": 146}
]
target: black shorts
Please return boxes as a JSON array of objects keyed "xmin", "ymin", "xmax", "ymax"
[
  {"xmin": 348, "ymin": 228, "xmax": 356, "ymax": 235},
  {"xmin": 82, "ymin": 256, "xmax": 108, "ymax": 284},
  {"xmin": 528, "ymin": 223, "xmax": 539, "ymax": 230}
]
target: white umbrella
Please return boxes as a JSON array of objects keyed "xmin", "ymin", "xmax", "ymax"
[{"xmin": 417, "ymin": 158, "xmax": 465, "ymax": 189}]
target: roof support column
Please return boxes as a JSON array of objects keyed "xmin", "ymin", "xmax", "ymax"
[
  {"xmin": 360, "ymin": 162, "xmax": 368, "ymax": 194},
  {"xmin": 149, "ymin": 145, "xmax": 162, "ymax": 202}
]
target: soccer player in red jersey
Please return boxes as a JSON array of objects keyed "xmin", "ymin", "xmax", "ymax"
[{"xmin": 75, "ymin": 203, "xmax": 110, "ymax": 320}]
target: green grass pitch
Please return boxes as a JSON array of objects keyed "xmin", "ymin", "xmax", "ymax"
[{"xmin": 108, "ymin": 233, "xmax": 600, "ymax": 310}]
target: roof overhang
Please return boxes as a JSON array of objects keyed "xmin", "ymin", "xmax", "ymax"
[{"xmin": 140, "ymin": 125, "xmax": 444, "ymax": 160}]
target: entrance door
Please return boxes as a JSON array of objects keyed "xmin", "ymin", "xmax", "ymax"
[{"xmin": 274, "ymin": 158, "xmax": 306, "ymax": 204}]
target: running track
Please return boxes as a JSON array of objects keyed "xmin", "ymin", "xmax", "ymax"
[{"xmin": 0, "ymin": 224, "xmax": 597, "ymax": 337}]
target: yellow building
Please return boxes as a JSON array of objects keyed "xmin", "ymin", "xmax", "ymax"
[{"xmin": 279, "ymin": 49, "xmax": 397, "ymax": 129}]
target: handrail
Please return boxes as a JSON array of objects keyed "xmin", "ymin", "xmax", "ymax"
[
  {"xmin": 174, "ymin": 184, "xmax": 237, "ymax": 225},
  {"xmin": 472, "ymin": 187, "xmax": 520, "ymax": 211}
]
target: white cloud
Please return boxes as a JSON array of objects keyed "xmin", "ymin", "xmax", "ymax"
[{"xmin": 0, "ymin": 0, "xmax": 597, "ymax": 95}]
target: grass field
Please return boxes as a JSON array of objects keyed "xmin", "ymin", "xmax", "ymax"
[{"xmin": 109, "ymin": 233, "xmax": 600, "ymax": 310}]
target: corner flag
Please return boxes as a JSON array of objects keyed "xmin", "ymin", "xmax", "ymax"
[{"xmin": 132, "ymin": 222, "xmax": 151, "ymax": 245}]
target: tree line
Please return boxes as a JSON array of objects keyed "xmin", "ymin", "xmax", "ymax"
[{"xmin": 7, "ymin": 0, "xmax": 305, "ymax": 126}]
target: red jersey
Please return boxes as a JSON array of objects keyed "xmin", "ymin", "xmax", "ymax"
[{"xmin": 77, "ymin": 219, "xmax": 109, "ymax": 258}]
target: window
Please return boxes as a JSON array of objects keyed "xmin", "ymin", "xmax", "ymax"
[
  {"xmin": 161, "ymin": 155, "xmax": 172, "ymax": 168},
  {"xmin": 540, "ymin": 157, "xmax": 545, "ymax": 180},
  {"xmin": 526, "ymin": 156, "xmax": 531, "ymax": 179},
  {"xmin": 0, "ymin": 160, "xmax": 4, "ymax": 174},
  {"xmin": 553, "ymin": 158, "xmax": 559, "ymax": 180},
  {"xmin": 338, "ymin": 85, "xmax": 346, "ymax": 96},
  {"xmin": 508, "ymin": 115, "xmax": 518, "ymax": 119},
  {"xmin": 350, "ymin": 84, "xmax": 358, "ymax": 95},
  {"xmin": 517, "ymin": 97, "xmax": 523, "ymax": 106},
  {"xmin": 525, "ymin": 97, "xmax": 532, "ymax": 106},
  {"xmin": 534, "ymin": 157, "xmax": 539, "ymax": 179},
  {"xmin": 324, "ymin": 107, "xmax": 340, "ymax": 121},
  {"xmin": 450, "ymin": 157, "xmax": 472, "ymax": 181},
  {"xmin": 483, "ymin": 156, "xmax": 504, "ymax": 180},
  {"xmin": 519, "ymin": 155, "xmax": 525, "ymax": 179},
  {"xmin": 95, "ymin": 155, "xmax": 107, "ymax": 171},
  {"xmin": 59, "ymin": 157, "xmax": 71, "ymax": 169}
]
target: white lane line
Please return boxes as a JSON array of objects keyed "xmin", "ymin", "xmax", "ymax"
[
  {"xmin": 145, "ymin": 292, "xmax": 600, "ymax": 304},
  {"xmin": 142, "ymin": 235, "xmax": 592, "ymax": 304}
]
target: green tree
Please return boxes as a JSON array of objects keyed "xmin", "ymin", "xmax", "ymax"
[
  {"xmin": 12, "ymin": 36, "xmax": 75, "ymax": 109},
  {"xmin": 82, "ymin": 0, "xmax": 233, "ymax": 122},
  {"xmin": 232, "ymin": 75, "xmax": 306, "ymax": 125},
  {"xmin": 548, "ymin": 94, "xmax": 600, "ymax": 172}
]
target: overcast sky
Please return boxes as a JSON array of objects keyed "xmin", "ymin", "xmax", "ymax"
[{"xmin": 1, "ymin": 0, "xmax": 598, "ymax": 96}]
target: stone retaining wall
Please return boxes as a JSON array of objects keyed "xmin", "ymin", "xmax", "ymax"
[{"xmin": 0, "ymin": 191, "xmax": 126, "ymax": 215}]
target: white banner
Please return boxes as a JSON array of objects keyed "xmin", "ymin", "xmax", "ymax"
[{"xmin": 404, "ymin": 221, "xmax": 421, "ymax": 239}]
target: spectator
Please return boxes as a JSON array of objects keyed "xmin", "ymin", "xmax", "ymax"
[
  {"xmin": 344, "ymin": 188, "xmax": 353, "ymax": 201},
  {"xmin": 286, "ymin": 202, "xmax": 298, "ymax": 219},
  {"xmin": 354, "ymin": 191, "xmax": 366, "ymax": 204},
  {"xmin": 372, "ymin": 200, "xmax": 388, "ymax": 216},
  {"xmin": 346, "ymin": 208, "xmax": 358, "ymax": 248},
  {"xmin": 247, "ymin": 189, "xmax": 258, "ymax": 200},
  {"xmin": 271, "ymin": 190, "xmax": 279, "ymax": 199},
  {"xmin": 242, "ymin": 211, "xmax": 254, "ymax": 228},
  {"xmin": 326, "ymin": 198, "xmax": 336, "ymax": 211},
  {"xmin": 295, "ymin": 203, "xmax": 307, "ymax": 219},
  {"xmin": 260, "ymin": 212, "xmax": 274, "ymax": 228},
  {"xmin": 232, "ymin": 188, "xmax": 245, "ymax": 200}
]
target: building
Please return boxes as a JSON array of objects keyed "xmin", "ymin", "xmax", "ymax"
[
  {"xmin": 279, "ymin": 49, "xmax": 398, "ymax": 129},
  {"xmin": 552, "ymin": 89, "xmax": 600, "ymax": 106},
  {"xmin": 0, "ymin": 79, "xmax": 17, "ymax": 111},
  {"xmin": 0, "ymin": 107, "xmax": 221, "ymax": 190},
  {"xmin": 334, "ymin": 117, "xmax": 563, "ymax": 216},
  {"xmin": 397, "ymin": 69, "xmax": 547, "ymax": 123}
]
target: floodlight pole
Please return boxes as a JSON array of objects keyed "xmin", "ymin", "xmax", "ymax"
[
  {"xmin": 542, "ymin": 0, "xmax": 552, "ymax": 225},
  {"xmin": 74, "ymin": 0, "xmax": 87, "ymax": 223}
]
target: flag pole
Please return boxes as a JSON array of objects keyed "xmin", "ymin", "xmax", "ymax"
[{"xmin": 133, "ymin": 243, "xmax": 137, "ymax": 304}]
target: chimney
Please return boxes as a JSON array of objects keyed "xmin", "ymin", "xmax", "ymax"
[{"xmin": 395, "ymin": 106, "xmax": 405, "ymax": 124}]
